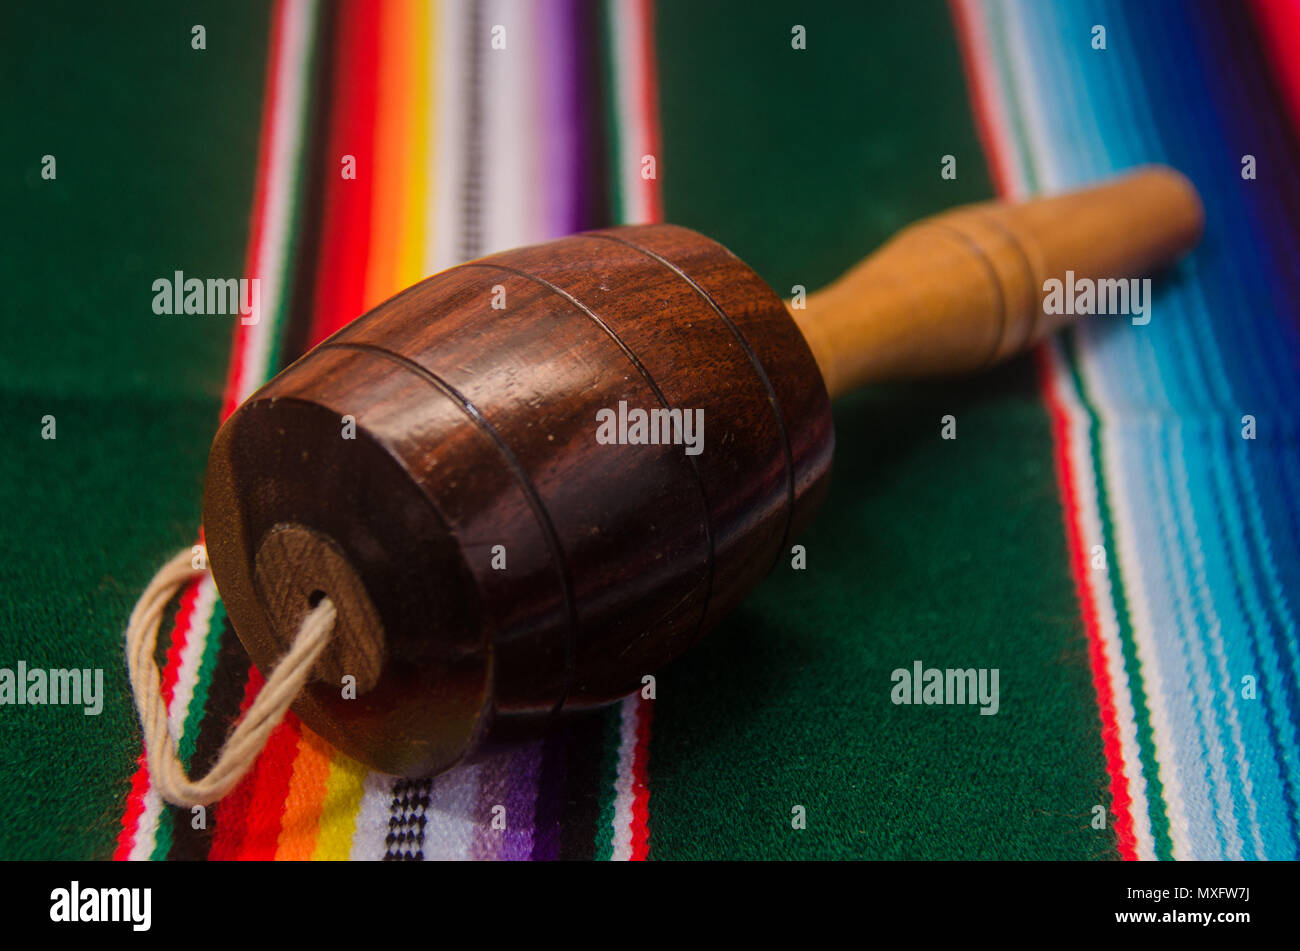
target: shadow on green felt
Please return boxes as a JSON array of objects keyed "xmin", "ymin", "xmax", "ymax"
[{"xmin": 646, "ymin": 354, "xmax": 1115, "ymax": 859}]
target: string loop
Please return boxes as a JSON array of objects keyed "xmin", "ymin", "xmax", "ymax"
[{"xmin": 125, "ymin": 548, "xmax": 336, "ymax": 807}]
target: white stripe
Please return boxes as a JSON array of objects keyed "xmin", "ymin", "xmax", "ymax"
[
  {"xmin": 1153, "ymin": 419, "xmax": 1233, "ymax": 858},
  {"xmin": 998, "ymin": 1, "xmax": 1063, "ymax": 192},
  {"xmin": 422, "ymin": 764, "xmax": 486, "ymax": 860},
  {"xmin": 1167, "ymin": 425, "xmax": 1247, "ymax": 859},
  {"xmin": 234, "ymin": 0, "xmax": 317, "ymax": 401},
  {"xmin": 128, "ymin": 788, "xmax": 163, "ymax": 861},
  {"xmin": 348, "ymin": 769, "xmax": 398, "ymax": 860},
  {"xmin": 429, "ymin": 0, "xmax": 469, "ymax": 273},
  {"xmin": 1076, "ymin": 342, "xmax": 1193, "ymax": 859},
  {"xmin": 481, "ymin": 0, "xmax": 543, "ymax": 252},
  {"xmin": 609, "ymin": 694, "xmax": 642, "ymax": 861}
]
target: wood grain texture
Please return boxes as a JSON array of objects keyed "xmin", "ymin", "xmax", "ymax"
[
  {"xmin": 793, "ymin": 166, "xmax": 1205, "ymax": 398},
  {"xmin": 204, "ymin": 224, "xmax": 833, "ymax": 777},
  {"xmin": 254, "ymin": 524, "xmax": 385, "ymax": 694}
]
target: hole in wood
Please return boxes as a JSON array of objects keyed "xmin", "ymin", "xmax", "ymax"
[{"xmin": 253, "ymin": 524, "xmax": 386, "ymax": 695}]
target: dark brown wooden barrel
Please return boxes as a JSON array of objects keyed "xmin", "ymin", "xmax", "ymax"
[{"xmin": 203, "ymin": 224, "xmax": 833, "ymax": 777}]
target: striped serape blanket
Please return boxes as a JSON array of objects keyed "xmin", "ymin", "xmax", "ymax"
[{"xmin": 1, "ymin": 0, "xmax": 1297, "ymax": 860}]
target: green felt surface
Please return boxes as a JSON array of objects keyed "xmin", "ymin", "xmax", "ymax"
[
  {"xmin": 0, "ymin": 0, "xmax": 1115, "ymax": 861},
  {"xmin": 0, "ymin": 1, "xmax": 266, "ymax": 860},
  {"xmin": 648, "ymin": 0, "xmax": 1115, "ymax": 859}
]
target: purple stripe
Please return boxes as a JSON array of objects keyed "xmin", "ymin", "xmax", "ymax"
[
  {"xmin": 529, "ymin": 729, "xmax": 569, "ymax": 860},
  {"xmin": 501, "ymin": 742, "xmax": 544, "ymax": 859},
  {"xmin": 541, "ymin": 0, "xmax": 583, "ymax": 236},
  {"xmin": 471, "ymin": 742, "xmax": 544, "ymax": 859}
]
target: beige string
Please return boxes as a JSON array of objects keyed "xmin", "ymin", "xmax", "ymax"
[{"xmin": 125, "ymin": 548, "xmax": 336, "ymax": 807}]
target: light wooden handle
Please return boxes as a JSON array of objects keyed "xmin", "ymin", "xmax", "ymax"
[{"xmin": 791, "ymin": 166, "xmax": 1204, "ymax": 400}]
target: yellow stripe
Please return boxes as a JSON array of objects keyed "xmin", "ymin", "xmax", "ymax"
[
  {"xmin": 312, "ymin": 752, "xmax": 368, "ymax": 860},
  {"xmin": 400, "ymin": 0, "xmax": 433, "ymax": 288}
]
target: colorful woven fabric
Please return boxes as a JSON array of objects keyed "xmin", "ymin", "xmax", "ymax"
[
  {"xmin": 954, "ymin": 0, "xmax": 1300, "ymax": 861},
  {"xmin": 2, "ymin": 0, "xmax": 1297, "ymax": 860},
  {"xmin": 112, "ymin": 0, "xmax": 662, "ymax": 862}
]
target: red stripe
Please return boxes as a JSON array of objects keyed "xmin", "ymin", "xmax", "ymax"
[
  {"xmin": 636, "ymin": 0, "xmax": 664, "ymax": 224},
  {"xmin": 947, "ymin": 0, "xmax": 1015, "ymax": 199},
  {"xmin": 628, "ymin": 698, "xmax": 654, "ymax": 860},
  {"xmin": 114, "ymin": 0, "xmax": 291, "ymax": 859},
  {"xmin": 206, "ymin": 666, "xmax": 303, "ymax": 859},
  {"xmin": 229, "ymin": 719, "xmax": 303, "ymax": 858},
  {"xmin": 1035, "ymin": 349, "xmax": 1140, "ymax": 859},
  {"xmin": 1249, "ymin": 0, "xmax": 1300, "ymax": 138},
  {"xmin": 308, "ymin": 0, "xmax": 381, "ymax": 344},
  {"xmin": 207, "ymin": 670, "xmax": 267, "ymax": 860},
  {"xmin": 112, "ymin": 752, "xmax": 152, "ymax": 860},
  {"xmin": 949, "ymin": 0, "xmax": 1138, "ymax": 859}
]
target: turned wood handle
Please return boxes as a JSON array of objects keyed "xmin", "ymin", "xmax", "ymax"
[{"xmin": 791, "ymin": 166, "xmax": 1205, "ymax": 399}]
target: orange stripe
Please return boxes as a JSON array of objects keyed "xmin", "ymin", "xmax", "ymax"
[
  {"xmin": 274, "ymin": 728, "xmax": 336, "ymax": 859},
  {"xmin": 363, "ymin": 0, "xmax": 416, "ymax": 309}
]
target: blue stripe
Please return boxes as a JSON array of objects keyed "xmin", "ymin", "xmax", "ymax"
[{"xmin": 1134, "ymin": 0, "xmax": 1300, "ymax": 856}]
